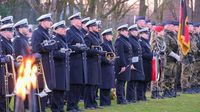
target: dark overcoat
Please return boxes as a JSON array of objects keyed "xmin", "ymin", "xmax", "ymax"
[
  {"xmin": 52, "ymin": 34, "xmax": 70, "ymax": 91},
  {"xmin": 31, "ymin": 25, "xmax": 56, "ymax": 89},
  {"xmin": 114, "ymin": 35, "xmax": 132, "ymax": 81},
  {"xmin": 13, "ymin": 33, "xmax": 31, "ymax": 57},
  {"xmin": 66, "ymin": 25, "xmax": 88, "ymax": 84},
  {"xmin": 140, "ymin": 38, "xmax": 153, "ymax": 81},
  {"xmin": 84, "ymin": 31, "xmax": 102, "ymax": 85},
  {"xmin": 129, "ymin": 35, "xmax": 145, "ymax": 81},
  {"xmin": 99, "ymin": 40, "xmax": 115, "ymax": 89},
  {"xmin": 0, "ymin": 35, "xmax": 14, "ymax": 95}
]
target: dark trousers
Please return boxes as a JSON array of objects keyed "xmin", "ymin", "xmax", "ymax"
[
  {"xmin": 36, "ymin": 95, "xmax": 48, "ymax": 112},
  {"xmin": 144, "ymin": 81, "xmax": 150, "ymax": 100},
  {"xmin": 67, "ymin": 84, "xmax": 82, "ymax": 111},
  {"xmin": 116, "ymin": 80, "xmax": 126, "ymax": 103},
  {"xmin": 0, "ymin": 95, "xmax": 6, "ymax": 112},
  {"xmin": 136, "ymin": 81, "xmax": 145, "ymax": 101},
  {"xmin": 51, "ymin": 90, "xmax": 65, "ymax": 112},
  {"xmin": 96, "ymin": 87, "xmax": 99, "ymax": 99},
  {"xmin": 24, "ymin": 95, "xmax": 29, "ymax": 109},
  {"xmin": 126, "ymin": 80, "xmax": 137, "ymax": 102},
  {"xmin": 0, "ymin": 95, "xmax": 14, "ymax": 112},
  {"xmin": 84, "ymin": 85, "xmax": 98, "ymax": 108},
  {"xmin": 100, "ymin": 89, "xmax": 111, "ymax": 106},
  {"xmin": 80, "ymin": 86, "xmax": 85, "ymax": 100}
]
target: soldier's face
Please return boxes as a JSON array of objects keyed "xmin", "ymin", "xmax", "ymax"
[
  {"xmin": 158, "ymin": 31, "xmax": 164, "ymax": 37},
  {"xmin": 20, "ymin": 27, "xmax": 29, "ymax": 36},
  {"xmin": 141, "ymin": 33, "xmax": 148, "ymax": 40},
  {"xmin": 165, "ymin": 24, "xmax": 174, "ymax": 31},
  {"xmin": 82, "ymin": 24, "xmax": 88, "ymax": 30},
  {"xmin": 92, "ymin": 25, "xmax": 98, "ymax": 32},
  {"xmin": 189, "ymin": 25, "xmax": 194, "ymax": 32},
  {"xmin": 174, "ymin": 26, "xmax": 179, "ymax": 32},
  {"xmin": 121, "ymin": 30, "xmax": 129, "ymax": 37},
  {"xmin": 43, "ymin": 20, "xmax": 53, "ymax": 29},
  {"xmin": 137, "ymin": 20, "xmax": 146, "ymax": 28},
  {"xmin": 130, "ymin": 30, "xmax": 138, "ymax": 37},
  {"xmin": 147, "ymin": 23, "xmax": 152, "ymax": 29},
  {"xmin": 72, "ymin": 19, "xmax": 82, "ymax": 28},
  {"xmin": 56, "ymin": 28, "xmax": 66, "ymax": 36},
  {"xmin": 4, "ymin": 31, "xmax": 14, "ymax": 40},
  {"xmin": 106, "ymin": 35, "xmax": 113, "ymax": 41}
]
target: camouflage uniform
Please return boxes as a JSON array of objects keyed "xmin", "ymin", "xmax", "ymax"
[
  {"xmin": 162, "ymin": 30, "xmax": 179, "ymax": 97},
  {"xmin": 150, "ymin": 31, "xmax": 166, "ymax": 98},
  {"xmin": 180, "ymin": 33, "xmax": 195, "ymax": 93},
  {"xmin": 190, "ymin": 32, "xmax": 200, "ymax": 92},
  {"xmin": 174, "ymin": 31, "xmax": 182, "ymax": 92}
]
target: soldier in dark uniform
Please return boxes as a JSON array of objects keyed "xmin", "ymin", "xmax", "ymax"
[
  {"xmin": 51, "ymin": 21, "xmax": 70, "ymax": 112},
  {"xmin": 84, "ymin": 19, "xmax": 104, "ymax": 110},
  {"xmin": 139, "ymin": 28, "xmax": 153, "ymax": 101},
  {"xmin": 66, "ymin": 12, "xmax": 88, "ymax": 112},
  {"xmin": 13, "ymin": 18, "xmax": 31, "ymax": 57},
  {"xmin": 79, "ymin": 17, "xmax": 90, "ymax": 101},
  {"xmin": 127, "ymin": 24, "xmax": 145, "ymax": 102},
  {"xmin": 0, "ymin": 23, "xmax": 15, "ymax": 112},
  {"xmin": 94, "ymin": 20, "xmax": 103, "ymax": 100},
  {"xmin": 0, "ymin": 45, "xmax": 11, "ymax": 112},
  {"xmin": 13, "ymin": 18, "xmax": 32, "ymax": 110},
  {"xmin": 31, "ymin": 13, "xmax": 57, "ymax": 112},
  {"xmin": 99, "ymin": 28, "xmax": 115, "ymax": 107},
  {"xmin": 136, "ymin": 16, "xmax": 146, "ymax": 30},
  {"xmin": 115, "ymin": 24, "xmax": 132, "ymax": 105},
  {"xmin": 81, "ymin": 17, "xmax": 90, "ymax": 35},
  {"xmin": 95, "ymin": 20, "xmax": 103, "ymax": 44}
]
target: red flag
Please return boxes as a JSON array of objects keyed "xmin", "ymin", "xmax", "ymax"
[
  {"xmin": 152, "ymin": 56, "xmax": 160, "ymax": 81},
  {"xmin": 178, "ymin": 0, "xmax": 190, "ymax": 55},
  {"xmin": 152, "ymin": 57, "xmax": 157, "ymax": 81}
]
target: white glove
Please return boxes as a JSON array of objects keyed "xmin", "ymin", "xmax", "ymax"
[{"xmin": 169, "ymin": 51, "xmax": 181, "ymax": 61}]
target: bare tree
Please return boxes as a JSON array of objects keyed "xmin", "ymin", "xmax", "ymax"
[
  {"xmin": 139, "ymin": 0, "xmax": 148, "ymax": 16},
  {"xmin": 193, "ymin": 0, "xmax": 200, "ymax": 22}
]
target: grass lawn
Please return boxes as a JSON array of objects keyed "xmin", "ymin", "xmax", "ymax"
[
  {"xmin": 11, "ymin": 93, "xmax": 200, "ymax": 112},
  {"xmin": 44, "ymin": 93, "xmax": 199, "ymax": 112}
]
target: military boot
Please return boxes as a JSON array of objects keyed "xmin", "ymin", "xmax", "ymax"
[
  {"xmin": 151, "ymin": 91, "xmax": 157, "ymax": 99},
  {"xmin": 170, "ymin": 89, "xmax": 176, "ymax": 98},
  {"xmin": 157, "ymin": 91, "xmax": 164, "ymax": 99},
  {"xmin": 162, "ymin": 89, "xmax": 172, "ymax": 98}
]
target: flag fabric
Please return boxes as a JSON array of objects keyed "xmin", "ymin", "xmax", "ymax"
[
  {"xmin": 151, "ymin": 56, "xmax": 160, "ymax": 81},
  {"xmin": 178, "ymin": 0, "xmax": 190, "ymax": 55},
  {"xmin": 152, "ymin": 57, "xmax": 157, "ymax": 81}
]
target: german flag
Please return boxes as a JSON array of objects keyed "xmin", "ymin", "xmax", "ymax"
[{"xmin": 178, "ymin": 0, "xmax": 190, "ymax": 55}]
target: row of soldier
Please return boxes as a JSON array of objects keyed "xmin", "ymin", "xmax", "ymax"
[{"xmin": 0, "ymin": 12, "xmax": 200, "ymax": 112}]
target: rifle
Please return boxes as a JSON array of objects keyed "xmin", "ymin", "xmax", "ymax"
[{"xmin": 118, "ymin": 64, "xmax": 142, "ymax": 74}]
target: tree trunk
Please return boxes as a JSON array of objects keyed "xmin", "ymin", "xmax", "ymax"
[
  {"xmin": 193, "ymin": 0, "xmax": 200, "ymax": 22},
  {"xmin": 87, "ymin": 0, "xmax": 96, "ymax": 18},
  {"xmin": 139, "ymin": 0, "xmax": 147, "ymax": 16}
]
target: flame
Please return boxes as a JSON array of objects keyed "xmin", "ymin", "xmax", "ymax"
[{"xmin": 15, "ymin": 56, "xmax": 38, "ymax": 100}]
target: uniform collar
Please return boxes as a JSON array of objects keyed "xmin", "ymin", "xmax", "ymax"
[
  {"xmin": 103, "ymin": 39, "xmax": 112, "ymax": 43},
  {"xmin": 129, "ymin": 35, "xmax": 138, "ymax": 40},
  {"xmin": 1, "ymin": 35, "xmax": 12, "ymax": 44},
  {"xmin": 141, "ymin": 37, "xmax": 149, "ymax": 43},
  {"xmin": 38, "ymin": 25, "xmax": 49, "ymax": 33},
  {"xmin": 18, "ymin": 32, "xmax": 28, "ymax": 41},
  {"xmin": 120, "ymin": 34, "xmax": 129, "ymax": 40}
]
